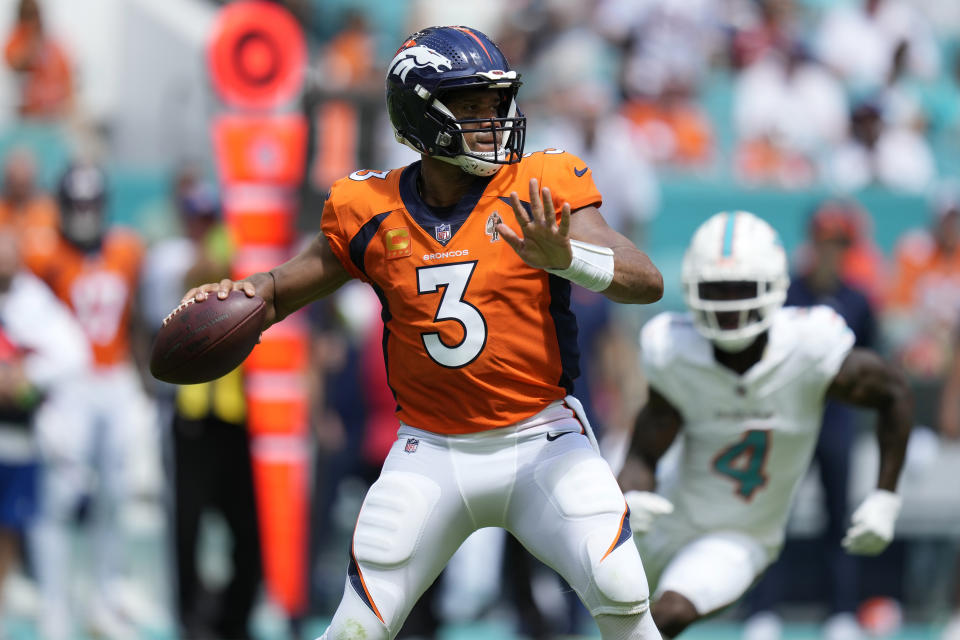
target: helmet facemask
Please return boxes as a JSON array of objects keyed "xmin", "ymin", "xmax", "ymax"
[
  {"xmin": 396, "ymin": 82, "xmax": 526, "ymax": 177},
  {"xmin": 683, "ymin": 279, "xmax": 787, "ymax": 352}
]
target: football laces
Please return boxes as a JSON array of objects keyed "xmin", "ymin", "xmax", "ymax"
[{"xmin": 162, "ymin": 298, "xmax": 196, "ymax": 327}]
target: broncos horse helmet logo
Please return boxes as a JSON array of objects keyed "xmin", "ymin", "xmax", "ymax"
[{"xmin": 389, "ymin": 45, "xmax": 453, "ymax": 83}]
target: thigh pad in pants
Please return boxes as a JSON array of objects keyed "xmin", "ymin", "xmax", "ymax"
[
  {"xmin": 537, "ymin": 452, "xmax": 651, "ymax": 616},
  {"xmin": 351, "ymin": 471, "xmax": 442, "ymax": 631}
]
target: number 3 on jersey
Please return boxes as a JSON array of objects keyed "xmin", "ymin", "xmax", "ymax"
[
  {"xmin": 417, "ymin": 261, "xmax": 487, "ymax": 368},
  {"xmin": 712, "ymin": 429, "xmax": 770, "ymax": 501}
]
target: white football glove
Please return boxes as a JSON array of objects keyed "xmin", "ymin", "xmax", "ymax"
[
  {"xmin": 842, "ymin": 489, "xmax": 902, "ymax": 556},
  {"xmin": 624, "ymin": 490, "xmax": 674, "ymax": 536}
]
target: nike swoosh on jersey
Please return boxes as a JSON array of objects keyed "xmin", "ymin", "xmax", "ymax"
[
  {"xmin": 574, "ymin": 166, "xmax": 588, "ymax": 177},
  {"xmin": 546, "ymin": 431, "xmax": 575, "ymax": 441}
]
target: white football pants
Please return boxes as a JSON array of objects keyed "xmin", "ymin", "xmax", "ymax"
[
  {"xmin": 640, "ymin": 526, "xmax": 770, "ymax": 616},
  {"xmin": 317, "ymin": 399, "xmax": 659, "ymax": 640}
]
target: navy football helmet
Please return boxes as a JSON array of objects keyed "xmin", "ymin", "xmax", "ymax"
[{"xmin": 386, "ymin": 26, "xmax": 526, "ymax": 177}]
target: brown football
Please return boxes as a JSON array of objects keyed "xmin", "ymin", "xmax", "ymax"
[{"xmin": 150, "ymin": 291, "xmax": 267, "ymax": 385}]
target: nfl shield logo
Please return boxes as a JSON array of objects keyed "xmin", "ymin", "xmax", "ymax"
[
  {"xmin": 404, "ymin": 438, "xmax": 419, "ymax": 453},
  {"xmin": 435, "ymin": 223, "xmax": 451, "ymax": 244}
]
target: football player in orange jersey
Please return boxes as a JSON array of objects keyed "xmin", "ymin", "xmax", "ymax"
[
  {"xmin": 31, "ymin": 162, "xmax": 160, "ymax": 639},
  {"xmin": 184, "ymin": 26, "xmax": 664, "ymax": 640}
]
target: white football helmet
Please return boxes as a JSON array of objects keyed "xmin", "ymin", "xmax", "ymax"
[{"xmin": 681, "ymin": 211, "xmax": 789, "ymax": 352}]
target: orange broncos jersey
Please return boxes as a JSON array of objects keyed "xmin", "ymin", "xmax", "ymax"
[
  {"xmin": 36, "ymin": 229, "xmax": 144, "ymax": 368},
  {"xmin": 322, "ymin": 149, "xmax": 602, "ymax": 434}
]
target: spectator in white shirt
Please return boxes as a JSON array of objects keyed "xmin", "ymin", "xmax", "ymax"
[{"xmin": 816, "ymin": 0, "xmax": 940, "ymax": 92}]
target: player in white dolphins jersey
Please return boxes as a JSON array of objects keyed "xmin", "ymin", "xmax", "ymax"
[{"xmin": 618, "ymin": 211, "xmax": 913, "ymax": 638}]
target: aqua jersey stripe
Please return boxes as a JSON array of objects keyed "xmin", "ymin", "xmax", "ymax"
[{"xmin": 722, "ymin": 212, "xmax": 736, "ymax": 257}]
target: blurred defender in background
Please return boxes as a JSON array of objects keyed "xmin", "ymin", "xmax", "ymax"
[{"xmin": 619, "ymin": 211, "xmax": 912, "ymax": 639}]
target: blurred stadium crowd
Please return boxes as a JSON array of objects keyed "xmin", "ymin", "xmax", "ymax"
[{"xmin": 0, "ymin": 0, "xmax": 960, "ymax": 639}]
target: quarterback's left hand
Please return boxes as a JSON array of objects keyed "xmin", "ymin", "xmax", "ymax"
[
  {"xmin": 498, "ymin": 178, "xmax": 573, "ymax": 270},
  {"xmin": 842, "ymin": 489, "xmax": 902, "ymax": 555}
]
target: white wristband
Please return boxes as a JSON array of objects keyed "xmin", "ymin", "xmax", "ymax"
[{"xmin": 545, "ymin": 239, "xmax": 615, "ymax": 292}]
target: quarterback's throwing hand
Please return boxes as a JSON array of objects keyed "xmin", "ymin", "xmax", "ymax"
[
  {"xmin": 625, "ymin": 490, "xmax": 674, "ymax": 536},
  {"xmin": 497, "ymin": 178, "xmax": 573, "ymax": 270},
  {"xmin": 183, "ymin": 278, "xmax": 256, "ymax": 303},
  {"xmin": 842, "ymin": 489, "xmax": 902, "ymax": 555}
]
